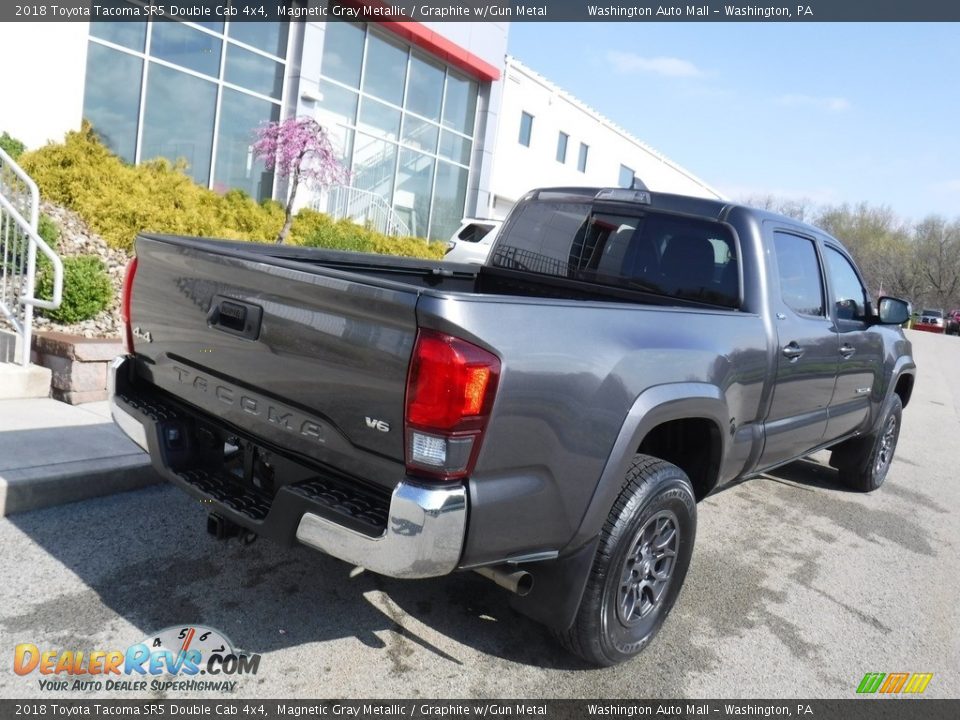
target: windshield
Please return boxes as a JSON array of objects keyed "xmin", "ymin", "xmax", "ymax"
[
  {"xmin": 922, "ymin": 309, "xmax": 943, "ymax": 317},
  {"xmin": 490, "ymin": 199, "xmax": 740, "ymax": 308}
]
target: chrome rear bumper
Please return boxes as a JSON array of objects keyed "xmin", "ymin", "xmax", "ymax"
[
  {"xmin": 108, "ymin": 355, "xmax": 467, "ymax": 578},
  {"xmin": 296, "ymin": 482, "xmax": 466, "ymax": 579}
]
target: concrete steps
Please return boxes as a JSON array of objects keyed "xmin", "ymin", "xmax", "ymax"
[
  {"xmin": 0, "ymin": 362, "xmax": 51, "ymax": 400},
  {"xmin": 0, "ymin": 399, "xmax": 161, "ymax": 516}
]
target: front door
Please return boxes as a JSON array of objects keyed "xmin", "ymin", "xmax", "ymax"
[
  {"xmin": 822, "ymin": 244, "xmax": 885, "ymax": 440},
  {"xmin": 758, "ymin": 229, "xmax": 839, "ymax": 468}
]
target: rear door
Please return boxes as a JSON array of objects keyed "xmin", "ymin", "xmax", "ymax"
[
  {"xmin": 822, "ymin": 243, "xmax": 885, "ymax": 440},
  {"xmin": 759, "ymin": 228, "xmax": 839, "ymax": 467}
]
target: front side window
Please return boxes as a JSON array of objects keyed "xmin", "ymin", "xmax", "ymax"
[
  {"xmin": 618, "ymin": 164, "xmax": 635, "ymax": 188},
  {"xmin": 773, "ymin": 232, "xmax": 824, "ymax": 316},
  {"xmin": 519, "ymin": 112, "xmax": 533, "ymax": 147},
  {"xmin": 824, "ymin": 246, "xmax": 868, "ymax": 321}
]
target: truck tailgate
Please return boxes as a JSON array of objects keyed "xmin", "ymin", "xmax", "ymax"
[{"xmin": 129, "ymin": 235, "xmax": 418, "ymax": 485}]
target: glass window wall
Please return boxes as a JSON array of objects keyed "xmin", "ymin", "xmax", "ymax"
[
  {"xmin": 214, "ymin": 89, "xmax": 280, "ymax": 199},
  {"xmin": 90, "ymin": 17, "xmax": 145, "ymax": 52},
  {"xmin": 83, "ymin": 43, "xmax": 143, "ymax": 163},
  {"xmin": 407, "ymin": 53, "xmax": 444, "ymax": 121},
  {"xmin": 431, "ymin": 163, "xmax": 468, "ymax": 242},
  {"xmin": 320, "ymin": 21, "xmax": 364, "ymax": 88},
  {"xmin": 228, "ymin": 21, "xmax": 288, "ymax": 58},
  {"xmin": 83, "ymin": 20, "xmax": 288, "ymax": 201},
  {"xmin": 395, "ymin": 150, "xmax": 435, "ymax": 238},
  {"xmin": 362, "ymin": 33, "xmax": 407, "ymax": 106},
  {"xmin": 141, "ymin": 64, "xmax": 217, "ymax": 185},
  {"xmin": 150, "ymin": 22, "xmax": 221, "ymax": 79},
  {"xmin": 318, "ymin": 23, "xmax": 481, "ymax": 241},
  {"xmin": 352, "ymin": 134, "xmax": 398, "ymax": 206},
  {"xmin": 402, "ymin": 116, "xmax": 439, "ymax": 154},
  {"xmin": 225, "ymin": 44, "xmax": 284, "ymax": 99},
  {"xmin": 358, "ymin": 98, "xmax": 401, "ymax": 141}
]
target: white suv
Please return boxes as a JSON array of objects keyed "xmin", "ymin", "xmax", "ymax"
[{"xmin": 443, "ymin": 219, "xmax": 503, "ymax": 264}]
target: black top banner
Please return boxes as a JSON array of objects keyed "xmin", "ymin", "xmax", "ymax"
[{"xmin": 4, "ymin": 0, "xmax": 960, "ymax": 22}]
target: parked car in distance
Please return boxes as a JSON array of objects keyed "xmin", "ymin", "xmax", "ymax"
[
  {"xmin": 914, "ymin": 308, "xmax": 946, "ymax": 333},
  {"xmin": 946, "ymin": 309, "xmax": 960, "ymax": 335},
  {"xmin": 443, "ymin": 218, "xmax": 502, "ymax": 264}
]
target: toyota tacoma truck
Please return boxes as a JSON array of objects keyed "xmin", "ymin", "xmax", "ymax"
[{"xmin": 110, "ymin": 187, "xmax": 915, "ymax": 666}]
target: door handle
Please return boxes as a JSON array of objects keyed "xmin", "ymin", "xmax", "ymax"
[
  {"xmin": 782, "ymin": 342, "xmax": 804, "ymax": 360},
  {"xmin": 839, "ymin": 344, "xmax": 856, "ymax": 359}
]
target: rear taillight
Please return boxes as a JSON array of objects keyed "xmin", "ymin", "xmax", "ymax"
[
  {"xmin": 121, "ymin": 256, "xmax": 138, "ymax": 354},
  {"xmin": 404, "ymin": 329, "xmax": 500, "ymax": 481}
]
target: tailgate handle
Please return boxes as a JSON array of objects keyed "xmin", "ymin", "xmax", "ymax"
[{"xmin": 207, "ymin": 296, "xmax": 262, "ymax": 340}]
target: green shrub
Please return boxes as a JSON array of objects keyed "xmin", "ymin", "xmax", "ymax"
[
  {"xmin": 19, "ymin": 122, "xmax": 446, "ymax": 261},
  {"xmin": 294, "ymin": 209, "xmax": 446, "ymax": 259},
  {"xmin": 0, "ymin": 131, "xmax": 26, "ymax": 160},
  {"xmin": 36, "ymin": 255, "xmax": 113, "ymax": 324},
  {"xmin": 37, "ymin": 213, "xmax": 60, "ymax": 247},
  {"xmin": 19, "ymin": 124, "xmax": 281, "ymax": 252}
]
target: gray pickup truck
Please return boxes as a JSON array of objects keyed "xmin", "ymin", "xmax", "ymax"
[{"xmin": 110, "ymin": 187, "xmax": 915, "ymax": 666}]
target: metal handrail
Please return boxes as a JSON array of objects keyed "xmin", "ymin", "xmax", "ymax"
[
  {"xmin": 0, "ymin": 146, "xmax": 63, "ymax": 366},
  {"xmin": 312, "ymin": 184, "xmax": 412, "ymax": 238}
]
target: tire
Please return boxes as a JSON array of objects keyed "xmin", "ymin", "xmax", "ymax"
[
  {"xmin": 557, "ymin": 454, "xmax": 697, "ymax": 666},
  {"xmin": 829, "ymin": 395, "xmax": 903, "ymax": 492}
]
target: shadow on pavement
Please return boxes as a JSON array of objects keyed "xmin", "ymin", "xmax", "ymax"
[{"xmin": 5, "ymin": 483, "xmax": 587, "ymax": 672}]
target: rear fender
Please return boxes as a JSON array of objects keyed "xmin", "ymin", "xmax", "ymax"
[
  {"xmin": 511, "ymin": 383, "xmax": 728, "ymax": 630},
  {"xmin": 571, "ymin": 383, "xmax": 728, "ymax": 548}
]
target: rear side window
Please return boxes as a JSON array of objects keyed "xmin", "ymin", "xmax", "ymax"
[
  {"xmin": 457, "ymin": 223, "xmax": 495, "ymax": 243},
  {"xmin": 773, "ymin": 232, "xmax": 824, "ymax": 316},
  {"xmin": 490, "ymin": 199, "xmax": 741, "ymax": 308}
]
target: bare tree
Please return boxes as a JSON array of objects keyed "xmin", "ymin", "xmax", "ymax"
[
  {"xmin": 815, "ymin": 203, "xmax": 910, "ymax": 299},
  {"xmin": 739, "ymin": 194, "xmax": 814, "ymax": 222},
  {"xmin": 913, "ymin": 216, "xmax": 960, "ymax": 309}
]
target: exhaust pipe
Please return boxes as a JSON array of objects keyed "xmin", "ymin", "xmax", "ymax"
[{"xmin": 474, "ymin": 565, "xmax": 534, "ymax": 596}]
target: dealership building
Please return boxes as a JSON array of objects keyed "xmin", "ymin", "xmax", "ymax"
[{"xmin": 0, "ymin": 11, "xmax": 720, "ymax": 242}]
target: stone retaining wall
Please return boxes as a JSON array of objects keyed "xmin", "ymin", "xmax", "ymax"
[{"xmin": 31, "ymin": 332, "xmax": 122, "ymax": 404}]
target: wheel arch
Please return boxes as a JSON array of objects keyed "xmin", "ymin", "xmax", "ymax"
[{"xmin": 510, "ymin": 383, "xmax": 728, "ymax": 631}]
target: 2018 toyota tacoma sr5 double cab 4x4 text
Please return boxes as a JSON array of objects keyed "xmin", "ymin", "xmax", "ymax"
[{"xmin": 110, "ymin": 187, "xmax": 916, "ymax": 666}]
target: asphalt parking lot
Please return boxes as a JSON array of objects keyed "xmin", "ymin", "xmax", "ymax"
[{"xmin": 1, "ymin": 329, "xmax": 957, "ymax": 700}]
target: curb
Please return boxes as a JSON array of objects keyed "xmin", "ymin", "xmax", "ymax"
[{"xmin": 0, "ymin": 454, "xmax": 162, "ymax": 516}]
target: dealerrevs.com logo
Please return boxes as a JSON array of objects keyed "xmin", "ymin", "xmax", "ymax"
[{"xmin": 13, "ymin": 625, "xmax": 260, "ymax": 693}]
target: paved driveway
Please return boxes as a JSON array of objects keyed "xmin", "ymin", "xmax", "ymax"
[{"xmin": 0, "ymin": 330, "xmax": 957, "ymax": 699}]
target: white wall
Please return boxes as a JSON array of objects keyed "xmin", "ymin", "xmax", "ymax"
[
  {"xmin": 488, "ymin": 57, "xmax": 724, "ymax": 219},
  {"xmin": 0, "ymin": 23, "xmax": 89, "ymax": 149}
]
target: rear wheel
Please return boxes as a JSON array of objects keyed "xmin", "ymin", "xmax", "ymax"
[
  {"xmin": 557, "ymin": 454, "xmax": 696, "ymax": 666},
  {"xmin": 830, "ymin": 395, "xmax": 902, "ymax": 492}
]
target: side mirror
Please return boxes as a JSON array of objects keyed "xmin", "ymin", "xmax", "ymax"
[{"xmin": 877, "ymin": 296, "xmax": 910, "ymax": 325}]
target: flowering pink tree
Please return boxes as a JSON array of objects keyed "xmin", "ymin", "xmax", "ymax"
[{"xmin": 252, "ymin": 116, "xmax": 349, "ymax": 244}]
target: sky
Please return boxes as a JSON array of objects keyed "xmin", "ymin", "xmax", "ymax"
[{"xmin": 507, "ymin": 22, "xmax": 960, "ymax": 222}]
